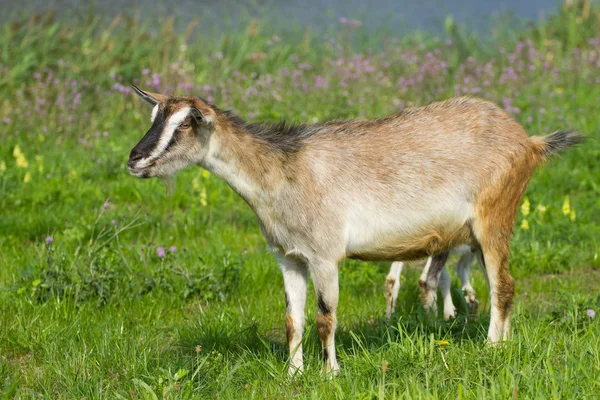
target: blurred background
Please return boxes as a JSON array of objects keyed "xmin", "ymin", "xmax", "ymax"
[
  {"xmin": 1, "ymin": 0, "xmax": 599, "ymax": 398},
  {"xmin": 2, "ymin": 0, "xmax": 571, "ymax": 37}
]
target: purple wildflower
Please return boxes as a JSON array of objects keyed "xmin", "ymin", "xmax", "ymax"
[
  {"xmin": 112, "ymin": 83, "xmax": 131, "ymax": 95},
  {"xmin": 315, "ymin": 76, "xmax": 329, "ymax": 89},
  {"xmin": 111, "ymin": 220, "xmax": 117, "ymax": 225},
  {"xmin": 246, "ymin": 86, "xmax": 258, "ymax": 97},
  {"xmin": 151, "ymin": 73, "xmax": 161, "ymax": 89},
  {"xmin": 170, "ymin": 246, "xmax": 177, "ymax": 253},
  {"xmin": 586, "ymin": 309, "xmax": 596, "ymax": 319},
  {"xmin": 45, "ymin": 236, "xmax": 54, "ymax": 244},
  {"xmin": 157, "ymin": 247, "xmax": 166, "ymax": 258}
]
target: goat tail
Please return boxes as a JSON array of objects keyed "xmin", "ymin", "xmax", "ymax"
[{"xmin": 529, "ymin": 130, "xmax": 585, "ymax": 161}]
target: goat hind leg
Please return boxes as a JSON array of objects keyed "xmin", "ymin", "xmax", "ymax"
[
  {"xmin": 418, "ymin": 252, "xmax": 450, "ymax": 316},
  {"xmin": 456, "ymin": 250, "xmax": 478, "ymax": 315},
  {"xmin": 473, "ymin": 226, "xmax": 514, "ymax": 343}
]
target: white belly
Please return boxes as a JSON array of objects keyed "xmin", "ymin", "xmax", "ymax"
[{"xmin": 344, "ymin": 192, "xmax": 473, "ymax": 256}]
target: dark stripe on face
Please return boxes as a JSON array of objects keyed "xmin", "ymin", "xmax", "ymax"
[{"xmin": 130, "ymin": 109, "xmax": 166, "ymax": 159}]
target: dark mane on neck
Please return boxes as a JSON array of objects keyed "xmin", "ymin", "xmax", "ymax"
[{"xmin": 219, "ymin": 109, "xmax": 318, "ymax": 154}]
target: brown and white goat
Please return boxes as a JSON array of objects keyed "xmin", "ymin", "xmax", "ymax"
[
  {"xmin": 386, "ymin": 245, "xmax": 479, "ymax": 320},
  {"xmin": 127, "ymin": 86, "xmax": 582, "ymax": 375}
]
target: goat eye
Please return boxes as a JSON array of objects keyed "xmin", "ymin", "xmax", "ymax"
[{"xmin": 180, "ymin": 123, "xmax": 191, "ymax": 129}]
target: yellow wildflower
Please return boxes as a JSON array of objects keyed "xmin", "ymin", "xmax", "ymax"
[
  {"xmin": 569, "ymin": 210, "xmax": 576, "ymax": 222},
  {"xmin": 554, "ymin": 87, "xmax": 564, "ymax": 94},
  {"xmin": 13, "ymin": 145, "xmax": 28, "ymax": 168},
  {"xmin": 0, "ymin": 161, "xmax": 6, "ymax": 172},
  {"xmin": 35, "ymin": 155, "xmax": 44, "ymax": 173},
  {"xmin": 23, "ymin": 171, "xmax": 31, "ymax": 183},
  {"xmin": 202, "ymin": 169, "xmax": 210, "ymax": 179},
  {"xmin": 536, "ymin": 203, "xmax": 547, "ymax": 214},
  {"xmin": 200, "ymin": 186, "xmax": 208, "ymax": 207},
  {"xmin": 68, "ymin": 169, "xmax": 78, "ymax": 183},
  {"xmin": 562, "ymin": 196, "xmax": 571, "ymax": 215},
  {"xmin": 521, "ymin": 197, "xmax": 530, "ymax": 216},
  {"xmin": 192, "ymin": 176, "xmax": 200, "ymax": 192},
  {"xmin": 435, "ymin": 340, "xmax": 450, "ymax": 347},
  {"xmin": 521, "ymin": 219, "xmax": 529, "ymax": 230}
]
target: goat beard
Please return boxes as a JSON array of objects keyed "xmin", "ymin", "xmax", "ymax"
[{"xmin": 159, "ymin": 174, "xmax": 177, "ymax": 197}]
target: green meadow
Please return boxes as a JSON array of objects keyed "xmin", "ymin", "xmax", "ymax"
[{"xmin": 1, "ymin": 3, "xmax": 599, "ymax": 398}]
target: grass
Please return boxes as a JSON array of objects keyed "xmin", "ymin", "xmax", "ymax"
[{"xmin": 1, "ymin": 2, "xmax": 600, "ymax": 398}]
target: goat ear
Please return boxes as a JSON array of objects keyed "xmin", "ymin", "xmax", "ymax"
[
  {"xmin": 191, "ymin": 106, "xmax": 215, "ymax": 125},
  {"xmin": 190, "ymin": 107, "xmax": 204, "ymax": 122},
  {"xmin": 131, "ymin": 85, "xmax": 165, "ymax": 106}
]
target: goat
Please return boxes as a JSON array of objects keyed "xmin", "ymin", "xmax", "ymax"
[
  {"xmin": 127, "ymin": 86, "xmax": 582, "ymax": 375},
  {"xmin": 386, "ymin": 245, "xmax": 479, "ymax": 320}
]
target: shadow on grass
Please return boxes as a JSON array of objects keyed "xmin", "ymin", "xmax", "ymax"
[
  {"xmin": 176, "ymin": 297, "xmax": 490, "ymax": 365},
  {"xmin": 178, "ymin": 320, "xmax": 289, "ymax": 362},
  {"xmin": 335, "ymin": 309, "xmax": 490, "ymax": 352}
]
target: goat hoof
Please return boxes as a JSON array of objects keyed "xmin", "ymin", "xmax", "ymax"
[
  {"xmin": 443, "ymin": 308, "xmax": 457, "ymax": 321},
  {"xmin": 322, "ymin": 366, "xmax": 340, "ymax": 378},
  {"xmin": 288, "ymin": 365, "xmax": 304, "ymax": 378},
  {"xmin": 466, "ymin": 297, "xmax": 479, "ymax": 315}
]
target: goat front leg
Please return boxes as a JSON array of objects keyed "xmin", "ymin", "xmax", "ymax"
[
  {"xmin": 310, "ymin": 259, "xmax": 340, "ymax": 375},
  {"xmin": 418, "ymin": 252, "xmax": 450, "ymax": 316},
  {"xmin": 439, "ymin": 267, "xmax": 456, "ymax": 320},
  {"xmin": 278, "ymin": 255, "xmax": 308, "ymax": 376},
  {"xmin": 385, "ymin": 262, "xmax": 403, "ymax": 319}
]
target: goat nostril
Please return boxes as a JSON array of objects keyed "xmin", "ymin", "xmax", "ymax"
[{"xmin": 129, "ymin": 149, "xmax": 143, "ymax": 163}]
